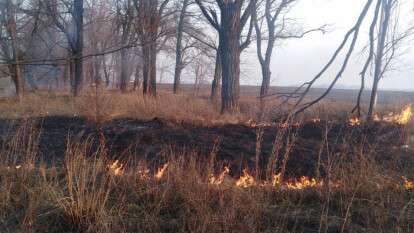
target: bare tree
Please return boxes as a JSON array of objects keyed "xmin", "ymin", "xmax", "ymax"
[
  {"xmin": 116, "ymin": 0, "xmax": 135, "ymax": 92},
  {"xmin": 195, "ymin": 0, "xmax": 255, "ymax": 113},
  {"xmin": 133, "ymin": 0, "xmax": 172, "ymax": 96},
  {"xmin": 278, "ymin": 0, "xmax": 412, "ymax": 121},
  {"xmin": 281, "ymin": 0, "xmax": 375, "ymax": 116},
  {"xmin": 44, "ymin": 0, "xmax": 84, "ymax": 96},
  {"xmin": 173, "ymin": 0, "xmax": 191, "ymax": 94},
  {"xmin": 84, "ymin": 0, "xmax": 118, "ymax": 87},
  {"xmin": 365, "ymin": 0, "xmax": 413, "ymax": 120},
  {"xmin": 178, "ymin": 15, "xmax": 220, "ymax": 100},
  {"xmin": 253, "ymin": 0, "xmax": 325, "ymax": 101},
  {"xmin": 0, "ymin": 0, "xmax": 24, "ymax": 100}
]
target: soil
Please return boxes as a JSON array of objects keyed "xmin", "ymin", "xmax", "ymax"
[{"xmin": 0, "ymin": 116, "xmax": 412, "ymax": 178}]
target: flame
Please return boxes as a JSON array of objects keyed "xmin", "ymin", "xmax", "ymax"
[
  {"xmin": 311, "ymin": 118, "xmax": 321, "ymax": 123},
  {"xmin": 285, "ymin": 176, "xmax": 322, "ymax": 190},
  {"xmin": 396, "ymin": 105, "xmax": 412, "ymax": 125},
  {"xmin": 381, "ymin": 105, "xmax": 413, "ymax": 125},
  {"xmin": 108, "ymin": 160, "xmax": 124, "ymax": 176},
  {"xmin": 235, "ymin": 169, "xmax": 256, "ymax": 188},
  {"xmin": 348, "ymin": 117, "xmax": 361, "ymax": 126},
  {"xmin": 271, "ymin": 173, "xmax": 282, "ymax": 187},
  {"xmin": 209, "ymin": 166, "xmax": 230, "ymax": 185},
  {"xmin": 402, "ymin": 176, "xmax": 414, "ymax": 190},
  {"xmin": 155, "ymin": 163, "xmax": 169, "ymax": 180}
]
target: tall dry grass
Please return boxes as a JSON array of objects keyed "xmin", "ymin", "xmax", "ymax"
[{"xmin": 0, "ymin": 118, "xmax": 413, "ymax": 233}]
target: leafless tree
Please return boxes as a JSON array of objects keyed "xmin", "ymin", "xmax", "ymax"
[
  {"xmin": 133, "ymin": 0, "xmax": 173, "ymax": 96},
  {"xmin": 278, "ymin": 0, "xmax": 412, "ymax": 120},
  {"xmin": 195, "ymin": 0, "xmax": 255, "ymax": 113},
  {"xmin": 0, "ymin": 0, "xmax": 25, "ymax": 100},
  {"xmin": 44, "ymin": 0, "xmax": 85, "ymax": 96},
  {"xmin": 281, "ymin": 0, "xmax": 375, "ymax": 116},
  {"xmin": 173, "ymin": 0, "xmax": 191, "ymax": 94},
  {"xmin": 252, "ymin": 0, "xmax": 325, "ymax": 101},
  {"xmin": 115, "ymin": 0, "xmax": 135, "ymax": 92},
  {"xmin": 192, "ymin": 54, "xmax": 211, "ymax": 96},
  {"xmin": 84, "ymin": 0, "xmax": 117, "ymax": 87},
  {"xmin": 365, "ymin": 0, "xmax": 413, "ymax": 120}
]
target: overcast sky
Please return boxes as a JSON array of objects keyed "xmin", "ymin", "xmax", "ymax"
[{"xmin": 240, "ymin": 0, "xmax": 414, "ymax": 91}]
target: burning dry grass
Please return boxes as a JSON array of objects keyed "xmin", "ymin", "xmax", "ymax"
[
  {"xmin": 0, "ymin": 93, "xmax": 414, "ymax": 232},
  {"xmin": 1, "ymin": 119, "xmax": 414, "ymax": 233}
]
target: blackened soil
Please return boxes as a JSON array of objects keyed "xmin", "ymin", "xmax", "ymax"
[{"xmin": 0, "ymin": 116, "xmax": 411, "ymax": 178}]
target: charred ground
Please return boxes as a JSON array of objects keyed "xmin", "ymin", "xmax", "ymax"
[{"xmin": 1, "ymin": 115, "xmax": 412, "ymax": 179}]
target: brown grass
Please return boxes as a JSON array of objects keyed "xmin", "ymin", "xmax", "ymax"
[{"xmin": 0, "ymin": 92, "xmax": 413, "ymax": 232}]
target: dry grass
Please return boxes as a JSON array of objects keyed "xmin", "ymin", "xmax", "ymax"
[
  {"xmin": 0, "ymin": 90, "xmax": 251, "ymax": 125},
  {"xmin": 0, "ymin": 92, "xmax": 414, "ymax": 232},
  {"xmin": 0, "ymin": 119, "xmax": 413, "ymax": 232}
]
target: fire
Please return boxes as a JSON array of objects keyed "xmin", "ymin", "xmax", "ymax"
[
  {"xmin": 396, "ymin": 105, "xmax": 412, "ymax": 125},
  {"xmin": 285, "ymin": 176, "xmax": 322, "ymax": 190},
  {"xmin": 311, "ymin": 118, "xmax": 321, "ymax": 123},
  {"xmin": 272, "ymin": 173, "xmax": 282, "ymax": 187},
  {"xmin": 4, "ymin": 164, "xmax": 26, "ymax": 170},
  {"xmin": 349, "ymin": 117, "xmax": 361, "ymax": 126},
  {"xmin": 155, "ymin": 163, "xmax": 169, "ymax": 180},
  {"xmin": 108, "ymin": 160, "xmax": 124, "ymax": 176},
  {"xmin": 209, "ymin": 166, "xmax": 230, "ymax": 185},
  {"xmin": 235, "ymin": 169, "xmax": 256, "ymax": 188},
  {"xmin": 381, "ymin": 105, "xmax": 413, "ymax": 125},
  {"xmin": 402, "ymin": 176, "xmax": 414, "ymax": 190}
]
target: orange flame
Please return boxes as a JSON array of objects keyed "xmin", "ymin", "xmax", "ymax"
[
  {"xmin": 348, "ymin": 117, "xmax": 361, "ymax": 126},
  {"xmin": 272, "ymin": 173, "xmax": 282, "ymax": 187},
  {"xmin": 285, "ymin": 176, "xmax": 323, "ymax": 190},
  {"xmin": 209, "ymin": 166, "xmax": 230, "ymax": 185},
  {"xmin": 381, "ymin": 105, "xmax": 412, "ymax": 125},
  {"xmin": 402, "ymin": 176, "xmax": 414, "ymax": 190},
  {"xmin": 235, "ymin": 169, "xmax": 256, "ymax": 188},
  {"xmin": 108, "ymin": 160, "xmax": 124, "ymax": 176},
  {"xmin": 155, "ymin": 163, "xmax": 169, "ymax": 180},
  {"xmin": 311, "ymin": 118, "xmax": 321, "ymax": 123},
  {"xmin": 396, "ymin": 105, "xmax": 412, "ymax": 125}
]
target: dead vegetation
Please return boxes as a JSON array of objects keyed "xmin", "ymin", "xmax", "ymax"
[{"xmin": 0, "ymin": 92, "xmax": 413, "ymax": 233}]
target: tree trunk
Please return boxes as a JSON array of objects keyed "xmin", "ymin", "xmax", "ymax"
[
  {"xmin": 73, "ymin": 52, "xmax": 83, "ymax": 96},
  {"xmin": 120, "ymin": 17, "xmax": 131, "ymax": 93},
  {"xmin": 148, "ymin": 41, "xmax": 157, "ymax": 96},
  {"xmin": 9, "ymin": 64, "xmax": 23, "ymax": 100},
  {"xmin": 260, "ymin": 64, "xmax": 271, "ymax": 98},
  {"xmin": 120, "ymin": 47, "xmax": 129, "ymax": 92},
  {"xmin": 6, "ymin": 0, "xmax": 23, "ymax": 100},
  {"xmin": 102, "ymin": 56, "xmax": 110, "ymax": 87},
  {"xmin": 219, "ymin": 4, "xmax": 241, "ymax": 113},
  {"xmin": 141, "ymin": 40, "xmax": 157, "ymax": 96},
  {"xmin": 72, "ymin": 0, "xmax": 84, "ymax": 97},
  {"xmin": 173, "ymin": 0, "xmax": 189, "ymax": 94},
  {"xmin": 142, "ymin": 43, "xmax": 150, "ymax": 95},
  {"xmin": 259, "ymin": 64, "xmax": 271, "ymax": 117},
  {"xmin": 367, "ymin": 1, "xmax": 390, "ymax": 121},
  {"xmin": 133, "ymin": 65, "xmax": 142, "ymax": 91},
  {"xmin": 210, "ymin": 51, "xmax": 221, "ymax": 102}
]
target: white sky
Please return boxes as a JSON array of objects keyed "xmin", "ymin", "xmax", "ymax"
[{"xmin": 241, "ymin": 0, "xmax": 414, "ymax": 91}]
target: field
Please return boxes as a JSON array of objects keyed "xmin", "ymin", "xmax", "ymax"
[{"xmin": 1, "ymin": 85, "xmax": 414, "ymax": 233}]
